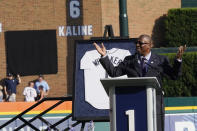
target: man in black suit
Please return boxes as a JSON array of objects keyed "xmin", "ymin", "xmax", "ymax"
[{"xmin": 93, "ymin": 34, "xmax": 186, "ymax": 131}]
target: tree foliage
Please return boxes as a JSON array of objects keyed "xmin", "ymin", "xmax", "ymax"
[
  {"xmin": 162, "ymin": 52, "xmax": 197, "ymax": 97},
  {"xmin": 165, "ymin": 8, "xmax": 197, "ymax": 47}
]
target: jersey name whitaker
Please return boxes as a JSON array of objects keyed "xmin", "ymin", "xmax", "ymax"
[{"xmin": 92, "ymin": 56, "xmax": 123, "ymax": 66}]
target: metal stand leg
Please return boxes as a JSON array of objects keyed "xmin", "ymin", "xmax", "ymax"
[{"xmin": 80, "ymin": 122, "xmax": 86, "ymax": 131}]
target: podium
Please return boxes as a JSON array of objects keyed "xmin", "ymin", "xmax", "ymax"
[{"xmin": 101, "ymin": 77, "xmax": 160, "ymax": 131}]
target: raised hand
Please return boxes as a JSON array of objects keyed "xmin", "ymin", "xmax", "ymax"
[
  {"xmin": 16, "ymin": 74, "xmax": 22, "ymax": 83},
  {"xmin": 93, "ymin": 42, "xmax": 106, "ymax": 56},
  {"xmin": 17, "ymin": 74, "xmax": 20, "ymax": 78},
  {"xmin": 176, "ymin": 44, "xmax": 186, "ymax": 59}
]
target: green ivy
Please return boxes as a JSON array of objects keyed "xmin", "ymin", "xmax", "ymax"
[
  {"xmin": 162, "ymin": 52, "xmax": 197, "ymax": 97},
  {"xmin": 165, "ymin": 8, "xmax": 197, "ymax": 47}
]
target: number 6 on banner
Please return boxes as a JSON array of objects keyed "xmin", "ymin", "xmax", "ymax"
[
  {"xmin": 70, "ymin": 1, "xmax": 80, "ymax": 18},
  {"xmin": 125, "ymin": 110, "xmax": 135, "ymax": 131}
]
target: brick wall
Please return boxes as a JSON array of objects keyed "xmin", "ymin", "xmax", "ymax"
[
  {"xmin": 127, "ymin": 0, "xmax": 181, "ymax": 46},
  {"xmin": 0, "ymin": 0, "xmax": 180, "ymax": 101},
  {"xmin": 101, "ymin": 0, "xmax": 181, "ymax": 46},
  {"xmin": 101, "ymin": 0, "xmax": 120, "ymax": 36},
  {"xmin": 0, "ymin": 0, "xmax": 68, "ymax": 101},
  {"xmin": 0, "ymin": 0, "xmax": 102, "ymax": 101}
]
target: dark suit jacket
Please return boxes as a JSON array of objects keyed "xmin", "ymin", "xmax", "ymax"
[{"xmin": 99, "ymin": 52, "xmax": 182, "ymax": 86}]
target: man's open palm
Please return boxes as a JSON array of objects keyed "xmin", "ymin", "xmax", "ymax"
[
  {"xmin": 177, "ymin": 44, "xmax": 186, "ymax": 59},
  {"xmin": 93, "ymin": 42, "xmax": 106, "ymax": 56}
]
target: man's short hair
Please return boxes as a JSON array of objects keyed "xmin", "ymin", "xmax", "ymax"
[
  {"xmin": 28, "ymin": 81, "xmax": 34, "ymax": 86},
  {"xmin": 39, "ymin": 75, "xmax": 44, "ymax": 79},
  {"xmin": 138, "ymin": 34, "xmax": 152, "ymax": 44},
  {"xmin": 7, "ymin": 73, "xmax": 13, "ymax": 77}
]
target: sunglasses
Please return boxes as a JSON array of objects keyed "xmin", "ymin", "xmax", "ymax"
[{"xmin": 137, "ymin": 41, "xmax": 149, "ymax": 45}]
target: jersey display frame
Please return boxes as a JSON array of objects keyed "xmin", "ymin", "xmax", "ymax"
[{"xmin": 72, "ymin": 38, "xmax": 137, "ymax": 121}]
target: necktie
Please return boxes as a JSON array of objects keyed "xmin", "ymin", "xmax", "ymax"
[{"xmin": 141, "ymin": 57, "xmax": 147, "ymax": 76}]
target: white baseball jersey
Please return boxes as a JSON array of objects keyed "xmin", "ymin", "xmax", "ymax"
[
  {"xmin": 80, "ymin": 48, "xmax": 131, "ymax": 109},
  {"xmin": 23, "ymin": 87, "xmax": 37, "ymax": 102}
]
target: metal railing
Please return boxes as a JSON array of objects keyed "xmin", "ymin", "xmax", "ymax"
[{"xmin": 0, "ymin": 97, "xmax": 85, "ymax": 131}]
